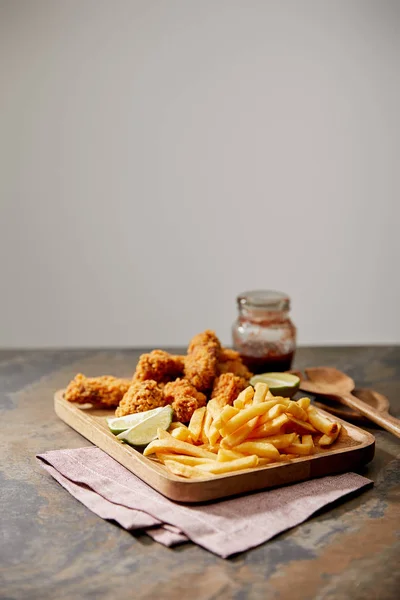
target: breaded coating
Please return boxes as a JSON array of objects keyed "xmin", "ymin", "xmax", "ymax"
[
  {"xmin": 219, "ymin": 348, "xmax": 241, "ymax": 361},
  {"xmin": 211, "ymin": 373, "xmax": 248, "ymax": 407},
  {"xmin": 65, "ymin": 374, "xmax": 131, "ymax": 408},
  {"xmin": 217, "ymin": 347, "xmax": 253, "ymax": 380},
  {"xmin": 163, "ymin": 379, "xmax": 207, "ymax": 424},
  {"xmin": 115, "ymin": 380, "xmax": 167, "ymax": 417},
  {"xmin": 184, "ymin": 330, "xmax": 221, "ymax": 392},
  {"xmin": 132, "ymin": 350, "xmax": 185, "ymax": 384}
]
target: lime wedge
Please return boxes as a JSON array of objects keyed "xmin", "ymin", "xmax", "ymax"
[
  {"xmin": 249, "ymin": 372, "xmax": 300, "ymax": 398},
  {"xmin": 107, "ymin": 406, "xmax": 169, "ymax": 435},
  {"xmin": 116, "ymin": 405, "xmax": 173, "ymax": 446}
]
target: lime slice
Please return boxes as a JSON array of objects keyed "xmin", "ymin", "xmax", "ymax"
[
  {"xmin": 249, "ymin": 372, "xmax": 300, "ymax": 398},
  {"xmin": 116, "ymin": 405, "xmax": 173, "ymax": 446},
  {"xmin": 107, "ymin": 406, "xmax": 168, "ymax": 435}
]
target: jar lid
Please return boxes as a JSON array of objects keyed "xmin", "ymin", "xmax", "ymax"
[{"xmin": 237, "ymin": 290, "xmax": 290, "ymax": 312}]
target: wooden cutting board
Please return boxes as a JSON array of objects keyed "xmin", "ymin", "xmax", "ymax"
[{"xmin": 54, "ymin": 390, "xmax": 375, "ymax": 503}]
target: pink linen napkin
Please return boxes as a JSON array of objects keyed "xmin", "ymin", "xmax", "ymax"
[
  {"xmin": 40, "ymin": 461, "xmax": 188, "ymax": 546},
  {"xmin": 37, "ymin": 447, "xmax": 372, "ymax": 558}
]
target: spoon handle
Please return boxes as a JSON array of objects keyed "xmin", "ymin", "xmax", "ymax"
[{"xmin": 339, "ymin": 393, "xmax": 400, "ymax": 438}]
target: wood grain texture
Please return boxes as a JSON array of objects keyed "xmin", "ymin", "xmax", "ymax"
[{"xmin": 54, "ymin": 390, "xmax": 375, "ymax": 503}]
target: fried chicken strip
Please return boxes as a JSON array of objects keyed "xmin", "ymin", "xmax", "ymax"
[
  {"xmin": 115, "ymin": 380, "xmax": 167, "ymax": 417},
  {"xmin": 217, "ymin": 347, "xmax": 253, "ymax": 380},
  {"xmin": 184, "ymin": 330, "xmax": 221, "ymax": 392},
  {"xmin": 133, "ymin": 350, "xmax": 185, "ymax": 384},
  {"xmin": 163, "ymin": 379, "xmax": 207, "ymax": 424},
  {"xmin": 211, "ymin": 373, "xmax": 248, "ymax": 407},
  {"xmin": 65, "ymin": 374, "xmax": 131, "ymax": 408}
]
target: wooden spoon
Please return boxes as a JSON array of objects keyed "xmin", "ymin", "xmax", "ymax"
[
  {"xmin": 297, "ymin": 366, "xmax": 400, "ymax": 438},
  {"xmin": 313, "ymin": 388, "xmax": 390, "ymax": 424},
  {"xmin": 290, "ymin": 370, "xmax": 390, "ymax": 422}
]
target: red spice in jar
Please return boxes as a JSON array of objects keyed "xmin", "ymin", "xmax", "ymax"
[
  {"xmin": 240, "ymin": 351, "xmax": 295, "ymax": 375},
  {"xmin": 232, "ymin": 290, "xmax": 297, "ymax": 374}
]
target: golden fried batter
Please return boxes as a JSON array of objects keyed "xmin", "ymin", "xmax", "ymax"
[
  {"xmin": 217, "ymin": 347, "xmax": 252, "ymax": 380},
  {"xmin": 163, "ymin": 378, "xmax": 207, "ymax": 424},
  {"xmin": 115, "ymin": 380, "xmax": 167, "ymax": 417},
  {"xmin": 184, "ymin": 330, "xmax": 221, "ymax": 392},
  {"xmin": 65, "ymin": 374, "xmax": 131, "ymax": 408},
  {"xmin": 133, "ymin": 350, "xmax": 185, "ymax": 384},
  {"xmin": 211, "ymin": 373, "xmax": 248, "ymax": 407}
]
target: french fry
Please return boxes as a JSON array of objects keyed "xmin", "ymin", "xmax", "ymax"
[
  {"xmin": 171, "ymin": 427, "xmax": 193, "ymax": 443},
  {"xmin": 297, "ymin": 397, "xmax": 311, "ymax": 411},
  {"xmin": 233, "ymin": 398, "xmax": 244, "ymax": 410},
  {"xmin": 258, "ymin": 457, "xmax": 273, "ymax": 465},
  {"xmin": 285, "ymin": 435, "xmax": 315, "ymax": 455},
  {"xmin": 308, "ymin": 407, "xmax": 338, "ymax": 436},
  {"xmin": 233, "ymin": 386, "xmax": 254, "ymax": 409},
  {"xmin": 201, "ymin": 411, "xmax": 213, "ymax": 444},
  {"xmin": 188, "ymin": 406, "xmax": 206, "ymax": 443},
  {"xmin": 217, "ymin": 448, "xmax": 247, "ymax": 462},
  {"xmin": 285, "ymin": 415, "xmax": 317, "ymax": 435},
  {"xmin": 208, "ymin": 422, "xmax": 221, "ymax": 446},
  {"xmin": 279, "ymin": 453, "xmax": 298, "ymax": 461},
  {"xmin": 224, "ymin": 403, "xmax": 273, "ymax": 435},
  {"xmin": 285, "ymin": 401, "xmax": 308, "ymax": 421},
  {"xmin": 249, "ymin": 414, "xmax": 289, "ymax": 438},
  {"xmin": 143, "ymin": 432, "xmax": 217, "ymax": 459},
  {"xmin": 206, "ymin": 399, "xmax": 221, "ymax": 421},
  {"xmin": 234, "ymin": 441, "xmax": 281, "ymax": 460},
  {"xmin": 156, "ymin": 453, "xmax": 215, "ymax": 466},
  {"xmin": 258, "ymin": 400, "xmax": 288, "ymax": 425},
  {"xmin": 319, "ymin": 423, "xmax": 342, "ymax": 446},
  {"xmin": 243, "ymin": 386, "xmax": 255, "ymax": 405},
  {"xmin": 267, "ymin": 403, "xmax": 286, "ymax": 420},
  {"xmin": 221, "ymin": 417, "xmax": 259, "ymax": 448},
  {"xmin": 195, "ymin": 455, "xmax": 259, "ymax": 474},
  {"xmin": 163, "ymin": 460, "xmax": 207, "ymax": 479},
  {"xmin": 253, "ymin": 433, "xmax": 297, "ymax": 449},
  {"xmin": 252, "ymin": 382, "xmax": 269, "ymax": 404},
  {"xmin": 199, "ymin": 444, "xmax": 220, "ymax": 454},
  {"xmin": 302, "ymin": 434, "xmax": 314, "ymax": 446},
  {"xmin": 267, "ymin": 396, "xmax": 291, "ymax": 407},
  {"xmin": 168, "ymin": 422, "xmax": 188, "ymax": 431},
  {"xmin": 213, "ymin": 405, "xmax": 239, "ymax": 431}
]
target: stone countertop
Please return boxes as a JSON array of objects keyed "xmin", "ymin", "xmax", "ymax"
[{"xmin": 1, "ymin": 347, "xmax": 399, "ymax": 600}]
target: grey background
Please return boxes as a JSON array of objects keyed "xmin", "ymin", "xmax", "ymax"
[{"xmin": 1, "ymin": 0, "xmax": 399, "ymax": 348}]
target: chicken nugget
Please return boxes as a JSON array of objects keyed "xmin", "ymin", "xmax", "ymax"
[
  {"xmin": 65, "ymin": 374, "xmax": 131, "ymax": 408},
  {"xmin": 184, "ymin": 330, "xmax": 221, "ymax": 392},
  {"xmin": 133, "ymin": 350, "xmax": 185, "ymax": 384},
  {"xmin": 217, "ymin": 347, "xmax": 253, "ymax": 380},
  {"xmin": 163, "ymin": 378, "xmax": 207, "ymax": 424},
  {"xmin": 219, "ymin": 348, "xmax": 241, "ymax": 361},
  {"xmin": 115, "ymin": 380, "xmax": 167, "ymax": 417},
  {"xmin": 211, "ymin": 373, "xmax": 248, "ymax": 407}
]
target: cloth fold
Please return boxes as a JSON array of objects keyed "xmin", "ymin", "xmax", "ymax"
[{"xmin": 37, "ymin": 447, "xmax": 372, "ymax": 558}]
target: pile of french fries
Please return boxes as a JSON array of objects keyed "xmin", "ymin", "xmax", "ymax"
[{"xmin": 143, "ymin": 383, "xmax": 342, "ymax": 479}]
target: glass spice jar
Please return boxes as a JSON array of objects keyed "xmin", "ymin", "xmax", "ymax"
[{"xmin": 232, "ymin": 290, "xmax": 297, "ymax": 374}]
